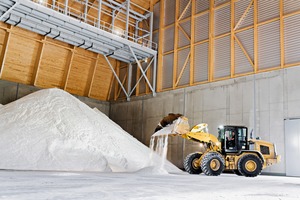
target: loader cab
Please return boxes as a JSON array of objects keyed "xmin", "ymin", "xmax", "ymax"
[{"xmin": 218, "ymin": 125, "xmax": 249, "ymax": 153}]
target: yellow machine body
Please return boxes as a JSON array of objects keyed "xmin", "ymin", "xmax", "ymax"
[{"xmin": 168, "ymin": 116, "xmax": 280, "ymax": 176}]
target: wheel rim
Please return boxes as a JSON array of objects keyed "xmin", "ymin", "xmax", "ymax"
[
  {"xmin": 245, "ymin": 160, "xmax": 257, "ymax": 172},
  {"xmin": 192, "ymin": 158, "xmax": 200, "ymax": 169},
  {"xmin": 210, "ymin": 159, "xmax": 220, "ymax": 171}
]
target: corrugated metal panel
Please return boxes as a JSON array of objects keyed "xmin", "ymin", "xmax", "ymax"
[
  {"xmin": 178, "ymin": 20, "xmax": 191, "ymax": 48},
  {"xmin": 179, "ymin": 30, "xmax": 190, "ymax": 48},
  {"xmin": 162, "ymin": 53, "xmax": 174, "ymax": 89},
  {"xmin": 258, "ymin": 21, "xmax": 280, "ymax": 70},
  {"xmin": 194, "ymin": 42, "xmax": 209, "ymax": 82},
  {"xmin": 119, "ymin": 66, "xmax": 127, "ymax": 98},
  {"xmin": 180, "ymin": 20, "xmax": 191, "ymax": 36},
  {"xmin": 178, "ymin": 60, "xmax": 190, "ymax": 86},
  {"xmin": 153, "ymin": 2, "xmax": 160, "ymax": 30},
  {"xmin": 235, "ymin": 42, "xmax": 253, "ymax": 74},
  {"xmin": 215, "ymin": 4, "xmax": 231, "ymax": 36},
  {"xmin": 165, "ymin": 0, "xmax": 175, "ymax": 26},
  {"xmin": 163, "ymin": 25, "xmax": 174, "ymax": 53},
  {"xmin": 180, "ymin": 0, "xmax": 191, "ymax": 20},
  {"xmin": 131, "ymin": 64, "xmax": 137, "ymax": 96},
  {"xmin": 214, "ymin": 35, "xmax": 231, "ymax": 79},
  {"xmin": 258, "ymin": 0, "xmax": 279, "ymax": 23},
  {"xmin": 284, "ymin": 14, "xmax": 300, "ymax": 65},
  {"xmin": 215, "ymin": 0, "xmax": 230, "ymax": 7},
  {"xmin": 236, "ymin": 28, "xmax": 254, "ymax": 61},
  {"xmin": 235, "ymin": 28, "xmax": 254, "ymax": 75},
  {"xmin": 138, "ymin": 62, "xmax": 147, "ymax": 94},
  {"xmin": 177, "ymin": 48, "xmax": 190, "ymax": 86},
  {"xmin": 284, "ymin": 0, "xmax": 300, "ymax": 14},
  {"xmin": 195, "ymin": 13, "xmax": 209, "ymax": 42},
  {"xmin": 235, "ymin": 0, "xmax": 253, "ymax": 30},
  {"xmin": 196, "ymin": 0, "xmax": 209, "ymax": 14}
]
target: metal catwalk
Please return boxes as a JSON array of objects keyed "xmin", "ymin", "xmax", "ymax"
[{"xmin": 0, "ymin": 0, "xmax": 157, "ymax": 99}]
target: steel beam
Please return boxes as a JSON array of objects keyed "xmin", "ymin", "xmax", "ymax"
[
  {"xmin": 125, "ymin": 0, "xmax": 130, "ymax": 39},
  {"xmin": 128, "ymin": 46, "xmax": 155, "ymax": 93},
  {"xmin": 97, "ymin": 0, "xmax": 102, "ymax": 28},
  {"xmin": 84, "ymin": 0, "xmax": 88, "ymax": 22},
  {"xmin": 104, "ymin": 55, "xmax": 129, "ymax": 99},
  {"xmin": 101, "ymin": 0, "xmax": 143, "ymax": 21},
  {"xmin": 0, "ymin": 1, "xmax": 18, "ymax": 21},
  {"xmin": 104, "ymin": 0, "xmax": 146, "ymax": 20},
  {"xmin": 64, "ymin": 0, "xmax": 68, "ymax": 15},
  {"xmin": 127, "ymin": 63, "xmax": 132, "ymax": 100},
  {"xmin": 149, "ymin": 12, "xmax": 153, "ymax": 48},
  {"xmin": 52, "ymin": 0, "xmax": 56, "ymax": 9},
  {"xmin": 129, "ymin": 57, "xmax": 154, "ymax": 96}
]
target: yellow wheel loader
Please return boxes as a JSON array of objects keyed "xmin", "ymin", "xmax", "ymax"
[{"xmin": 169, "ymin": 117, "xmax": 281, "ymax": 177}]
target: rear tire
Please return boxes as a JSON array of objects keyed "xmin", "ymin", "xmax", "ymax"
[
  {"xmin": 238, "ymin": 154, "xmax": 263, "ymax": 177},
  {"xmin": 201, "ymin": 152, "xmax": 225, "ymax": 176},
  {"xmin": 184, "ymin": 152, "xmax": 202, "ymax": 174}
]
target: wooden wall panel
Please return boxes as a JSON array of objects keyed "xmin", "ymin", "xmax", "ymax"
[
  {"xmin": 89, "ymin": 56, "xmax": 115, "ymax": 100},
  {"xmin": 35, "ymin": 43, "xmax": 70, "ymax": 88},
  {"xmin": 65, "ymin": 49, "xmax": 97, "ymax": 96},
  {"xmin": 0, "ymin": 22, "xmax": 120, "ymax": 102},
  {"xmin": 46, "ymin": 37, "xmax": 73, "ymax": 49},
  {"xmin": 0, "ymin": 29, "xmax": 6, "ymax": 56},
  {"xmin": 12, "ymin": 27, "xmax": 42, "ymax": 41},
  {"xmin": 1, "ymin": 34, "xmax": 40, "ymax": 84}
]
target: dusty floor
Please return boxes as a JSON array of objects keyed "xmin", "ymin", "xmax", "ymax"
[{"xmin": 0, "ymin": 170, "xmax": 299, "ymax": 200}]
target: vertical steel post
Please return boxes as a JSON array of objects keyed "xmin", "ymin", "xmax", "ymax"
[
  {"xmin": 112, "ymin": 10, "xmax": 116, "ymax": 32},
  {"xmin": 128, "ymin": 46, "xmax": 154, "ymax": 93},
  {"xmin": 135, "ymin": 21, "xmax": 139, "ymax": 42},
  {"xmin": 149, "ymin": 12, "xmax": 153, "ymax": 48},
  {"xmin": 127, "ymin": 63, "xmax": 132, "ymax": 101},
  {"xmin": 52, "ymin": 0, "xmax": 56, "ymax": 9},
  {"xmin": 125, "ymin": 0, "xmax": 130, "ymax": 39},
  {"xmin": 84, "ymin": 0, "xmax": 88, "ymax": 22},
  {"xmin": 97, "ymin": 0, "xmax": 102, "ymax": 28},
  {"xmin": 104, "ymin": 56, "xmax": 129, "ymax": 99},
  {"xmin": 64, "ymin": 0, "xmax": 68, "ymax": 14}
]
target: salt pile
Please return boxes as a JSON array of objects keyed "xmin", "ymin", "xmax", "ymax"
[{"xmin": 0, "ymin": 88, "xmax": 179, "ymax": 173}]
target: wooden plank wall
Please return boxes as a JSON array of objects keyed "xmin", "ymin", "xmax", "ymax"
[{"xmin": 0, "ymin": 22, "xmax": 117, "ymax": 101}]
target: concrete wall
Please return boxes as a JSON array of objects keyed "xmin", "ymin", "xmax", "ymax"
[
  {"xmin": 110, "ymin": 66, "xmax": 300, "ymax": 175},
  {"xmin": 0, "ymin": 80, "xmax": 110, "ymax": 116}
]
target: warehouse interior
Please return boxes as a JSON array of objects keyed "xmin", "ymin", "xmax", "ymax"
[{"xmin": 0, "ymin": 0, "xmax": 300, "ymax": 199}]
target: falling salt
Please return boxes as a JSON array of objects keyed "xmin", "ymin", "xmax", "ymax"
[{"xmin": 149, "ymin": 125, "xmax": 173, "ymax": 171}]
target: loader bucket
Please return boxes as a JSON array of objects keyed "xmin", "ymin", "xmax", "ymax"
[{"xmin": 152, "ymin": 114, "xmax": 189, "ymax": 137}]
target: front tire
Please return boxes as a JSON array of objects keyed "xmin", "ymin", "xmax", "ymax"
[
  {"xmin": 201, "ymin": 152, "xmax": 225, "ymax": 176},
  {"xmin": 184, "ymin": 152, "xmax": 202, "ymax": 174},
  {"xmin": 238, "ymin": 154, "xmax": 263, "ymax": 177}
]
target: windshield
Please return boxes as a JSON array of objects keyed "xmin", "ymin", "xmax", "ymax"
[{"xmin": 218, "ymin": 128, "xmax": 225, "ymax": 141}]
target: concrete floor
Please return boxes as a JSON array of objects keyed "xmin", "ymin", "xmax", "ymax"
[{"xmin": 0, "ymin": 170, "xmax": 299, "ymax": 200}]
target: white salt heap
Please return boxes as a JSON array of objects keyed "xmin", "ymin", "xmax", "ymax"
[{"xmin": 0, "ymin": 88, "xmax": 179, "ymax": 173}]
